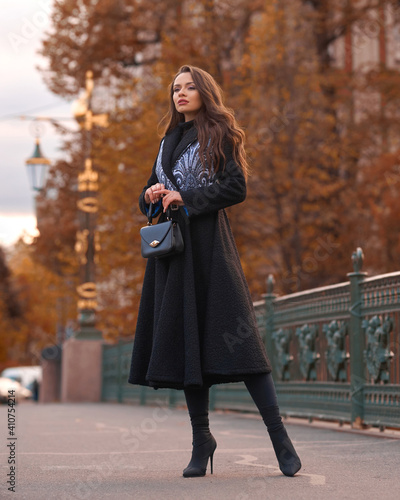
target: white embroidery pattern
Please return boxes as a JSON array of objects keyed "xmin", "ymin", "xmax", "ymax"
[{"xmin": 156, "ymin": 140, "xmax": 214, "ymax": 192}]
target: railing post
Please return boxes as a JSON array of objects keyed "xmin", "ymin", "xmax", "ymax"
[
  {"xmin": 101, "ymin": 343, "xmax": 106, "ymax": 401},
  {"xmin": 263, "ymin": 274, "xmax": 277, "ymax": 379},
  {"xmin": 117, "ymin": 339, "xmax": 123, "ymax": 404},
  {"xmin": 140, "ymin": 386, "xmax": 147, "ymax": 405},
  {"xmin": 209, "ymin": 385, "xmax": 216, "ymax": 411},
  {"xmin": 168, "ymin": 389, "xmax": 177, "ymax": 408},
  {"xmin": 347, "ymin": 248, "xmax": 367, "ymax": 428}
]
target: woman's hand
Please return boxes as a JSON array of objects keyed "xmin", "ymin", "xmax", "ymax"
[
  {"xmin": 153, "ymin": 189, "xmax": 184, "ymax": 212},
  {"xmin": 144, "ymin": 183, "xmax": 165, "ymax": 204}
]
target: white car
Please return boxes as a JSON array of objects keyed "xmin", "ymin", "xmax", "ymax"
[
  {"xmin": 0, "ymin": 377, "xmax": 32, "ymax": 403},
  {"xmin": 1, "ymin": 366, "xmax": 42, "ymax": 387}
]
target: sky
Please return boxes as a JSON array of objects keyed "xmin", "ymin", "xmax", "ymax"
[{"xmin": 0, "ymin": 0, "xmax": 74, "ymax": 248}]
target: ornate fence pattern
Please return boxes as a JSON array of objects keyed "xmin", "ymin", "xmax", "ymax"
[{"xmin": 102, "ymin": 248, "xmax": 400, "ymax": 430}]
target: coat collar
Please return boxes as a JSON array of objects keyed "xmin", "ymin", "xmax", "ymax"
[{"xmin": 162, "ymin": 122, "xmax": 198, "ymax": 190}]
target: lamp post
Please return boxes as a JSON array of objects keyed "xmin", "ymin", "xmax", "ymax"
[
  {"xmin": 25, "ymin": 124, "xmax": 51, "ymax": 248},
  {"xmin": 25, "ymin": 128, "xmax": 64, "ymax": 404},
  {"xmin": 25, "ymin": 134, "xmax": 51, "ymax": 192},
  {"xmin": 73, "ymin": 70, "xmax": 108, "ymax": 340},
  {"xmin": 25, "ymin": 126, "xmax": 67, "ymax": 347}
]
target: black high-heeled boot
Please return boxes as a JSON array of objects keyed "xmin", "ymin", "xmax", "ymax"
[
  {"xmin": 263, "ymin": 404, "xmax": 301, "ymax": 476},
  {"xmin": 245, "ymin": 374, "xmax": 301, "ymax": 477},
  {"xmin": 269, "ymin": 426, "xmax": 301, "ymax": 477},
  {"xmin": 183, "ymin": 415, "xmax": 217, "ymax": 477},
  {"xmin": 183, "ymin": 435, "xmax": 217, "ymax": 477}
]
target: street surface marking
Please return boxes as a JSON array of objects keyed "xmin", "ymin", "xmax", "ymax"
[
  {"xmin": 40, "ymin": 465, "xmax": 144, "ymax": 470},
  {"xmin": 219, "ymin": 430, "xmax": 262, "ymax": 439},
  {"xmin": 234, "ymin": 454, "xmax": 326, "ymax": 485},
  {"xmin": 39, "ymin": 430, "xmax": 119, "ymax": 435}
]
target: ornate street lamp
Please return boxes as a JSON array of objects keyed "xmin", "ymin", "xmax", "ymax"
[
  {"xmin": 73, "ymin": 70, "xmax": 108, "ymax": 340},
  {"xmin": 25, "ymin": 136, "xmax": 51, "ymax": 192}
]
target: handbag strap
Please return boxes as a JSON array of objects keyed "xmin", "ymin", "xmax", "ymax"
[{"xmin": 147, "ymin": 202, "xmax": 172, "ymax": 225}]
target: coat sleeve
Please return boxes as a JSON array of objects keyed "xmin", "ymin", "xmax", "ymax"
[
  {"xmin": 138, "ymin": 155, "xmax": 162, "ymax": 217},
  {"xmin": 180, "ymin": 141, "xmax": 246, "ymax": 217}
]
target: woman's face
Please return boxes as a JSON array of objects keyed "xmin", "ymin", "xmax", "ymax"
[{"xmin": 172, "ymin": 72, "xmax": 203, "ymax": 122}]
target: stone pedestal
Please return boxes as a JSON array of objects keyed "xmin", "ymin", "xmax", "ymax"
[
  {"xmin": 40, "ymin": 358, "xmax": 61, "ymax": 403},
  {"xmin": 40, "ymin": 345, "xmax": 62, "ymax": 403},
  {"xmin": 61, "ymin": 338, "xmax": 103, "ymax": 403}
]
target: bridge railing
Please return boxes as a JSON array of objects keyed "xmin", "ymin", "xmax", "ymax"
[{"xmin": 102, "ymin": 248, "xmax": 400, "ymax": 430}]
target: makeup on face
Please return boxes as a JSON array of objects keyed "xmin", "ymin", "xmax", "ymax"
[{"xmin": 173, "ymin": 72, "xmax": 203, "ymax": 121}]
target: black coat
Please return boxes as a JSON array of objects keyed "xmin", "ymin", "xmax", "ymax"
[{"xmin": 128, "ymin": 122, "xmax": 271, "ymax": 390}]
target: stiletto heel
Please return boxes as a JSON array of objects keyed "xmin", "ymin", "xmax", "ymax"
[{"xmin": 183, "ymin": 435, "xmax": 217, "ymax": 478}]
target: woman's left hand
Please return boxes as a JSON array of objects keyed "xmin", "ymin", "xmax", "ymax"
[{"xmin": 153, "ymin": 189, "xmax": 184, "ymax": 212}]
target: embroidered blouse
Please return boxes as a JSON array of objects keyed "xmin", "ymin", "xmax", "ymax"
[{"xmin": 155, "ymin": 121, "xmax": 215, "ymax": 192}]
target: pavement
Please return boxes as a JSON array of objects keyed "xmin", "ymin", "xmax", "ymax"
[{"xmin": 1, "ymin": 400, "xmax": 399, "ymax": 500}]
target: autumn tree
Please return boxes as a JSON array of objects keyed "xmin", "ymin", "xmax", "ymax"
[
  {"xmin": 226, "ymin": 0, "xmax": 349, "ymax": 294},
  {"xmin": 0, "ymin": 247, "xmax": 21, "ymax": 370},
  {"xmin": 33, "ymin": 0, "xmax": 400, "ymax": 341},
  {"xmin": 40, "ymin": 0, "xmax": 188, "ymax": 96},
  {"xmin": 0, "ymin": 242, "xmax": 73, "ymax": 370},
  {"xmin": 300, "ymin": 0, "xmax": 400, "ymax": 275},
  {"xmin": 231, "ymin": 0, "xmax": 400, "ymax": 293}
]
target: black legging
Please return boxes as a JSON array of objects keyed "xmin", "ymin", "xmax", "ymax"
[{"xmin": 184, "ymin": 372, "xmax": 282, "ymax": 433}]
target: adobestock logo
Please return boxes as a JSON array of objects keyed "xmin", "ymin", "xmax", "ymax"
[
  {"xmin": 281, "ymin": 235, "xmax": 340, "ymax": 292},
  {"xmin": 7, "ymin": 1, "xmax": 52, "ymax": 53}
]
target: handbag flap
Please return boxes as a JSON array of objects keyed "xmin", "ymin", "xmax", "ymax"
[{"xmin": 140, "ymin": 222, "xmax": 173, "ymax": 247}]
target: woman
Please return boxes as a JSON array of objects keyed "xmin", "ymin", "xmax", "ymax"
[{"xmin": 129, "ymin": 65, "xmax": 301, "ymax": 478}]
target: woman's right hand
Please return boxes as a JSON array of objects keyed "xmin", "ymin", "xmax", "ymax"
[{"xmin": 144, "ymin": 183, "xmax": 165, "ymax": 204}]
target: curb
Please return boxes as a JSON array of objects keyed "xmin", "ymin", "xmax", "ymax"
[{"xmin": 229, "ymin": 410, "xmax": 400, "ymax": 440}]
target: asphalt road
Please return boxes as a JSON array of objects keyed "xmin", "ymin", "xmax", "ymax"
[{"xmin": 1, "ymin": 401, "xmax": 399, "ymax": 499}]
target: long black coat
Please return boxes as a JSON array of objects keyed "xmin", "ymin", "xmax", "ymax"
[{"xmin": 128, "ymin": 122, "xmax": 271, "ymax": 390}]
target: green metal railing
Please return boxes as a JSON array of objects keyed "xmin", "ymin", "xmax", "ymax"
[{"xmin": 102, "ymin": 248, "xmax": 400, "ymax": 429}]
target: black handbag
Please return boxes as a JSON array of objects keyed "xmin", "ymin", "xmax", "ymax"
[{"xmin": 140, "ymin": 202, "xmax": 184, "ymax": 258}]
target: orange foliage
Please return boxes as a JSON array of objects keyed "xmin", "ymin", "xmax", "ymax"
[
  {"xmin": 0, "ymin": 243, "xmax": 75, "ymax": 370},
  {"xmin": 5, "ymin": 0, "xmax": 397, "ymax": 345}
]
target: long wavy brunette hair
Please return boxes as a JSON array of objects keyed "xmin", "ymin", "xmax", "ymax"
[{"xmin": 162, "ymin": 65, "xmax": 249, "ymax": 179}]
